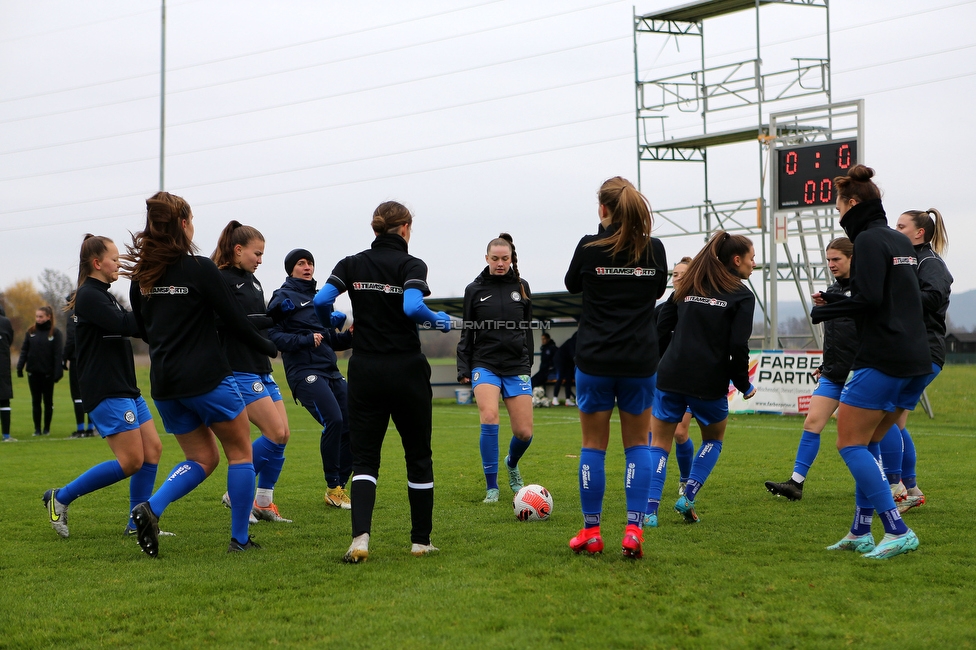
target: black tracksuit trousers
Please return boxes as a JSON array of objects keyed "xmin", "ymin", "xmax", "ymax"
[{"xmin": 346, "ymin": 352, "xmax": 434, "ymax": 545}]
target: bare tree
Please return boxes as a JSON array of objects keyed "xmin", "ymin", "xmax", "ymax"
[{"xmin": 38, "ymin": 269, "xmax": 75, "ymax": 315}]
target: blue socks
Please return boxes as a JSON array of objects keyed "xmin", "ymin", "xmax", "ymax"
[
  {"xmin": 58, "ymin": 460, "xmax": 127, "ymax": 505},
  {"xmin": 129, "ymin": 462, "xmax": 158, "ymax": 519},
  {"xmin": 901, "ymin": 428, "xmax": 917, "ymax": 488},
  {"xmin": 879, "ymin": 424, "xmax": 903, "ymax": 484},
  {"xmin": 480, "ymin": 424, "xmax": 499, "ymax": 490},
  {"xmin": 253, "ymin": 436, "xmax": 286, "ymax": 490},
  {"xmin": 624, "ymin": 445, "xmax": 651, "ymax": 527},
  {"xmin": 850, "ymin": 505, "xmax": 874, "ymax": 536},
  {"xmin": 675, "ymin": 438, "xmax": 694, "ymax": 482},
  {"xmin": 839, "ymin": 445, "xmax": 908, "ymax": 536},
  {"xmin": 227, "ymin": 462, "xmax": 256, "ymax": 544},
  {"xmin": 685, "ymin": 439, "xmax": 723, "ymax": 502},
  {"xmin": 793, "ymin": 430, "xmax": 820, "ymax": 479},
  {"xmin": 646, "ymin": 445, "xmax": 668, "ymax": 516},
  {"xmin": 507, "ymin": 435, "xmax": 532, "ymax": 468},
  {"xmin": 579, "ymin": 447, "xmax": 606, "ymax": 528},
  {"xmin": 148, "ymin": 460, "xmax": 207, "ymax": 519}
]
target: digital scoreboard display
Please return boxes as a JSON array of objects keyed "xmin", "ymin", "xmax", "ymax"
[{"xmin": 776, "ymin": 139, "xmax": 858, "ymax": 210}]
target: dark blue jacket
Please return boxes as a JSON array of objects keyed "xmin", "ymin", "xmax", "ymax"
[{"xmin": 267, "ymin": 276, "xmax": 352, "ymax": 389}]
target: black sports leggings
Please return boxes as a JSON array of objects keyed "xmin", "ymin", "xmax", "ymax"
[{"xmin": 28, "ymin": 373, "xmax": 54, "ymax": 433}]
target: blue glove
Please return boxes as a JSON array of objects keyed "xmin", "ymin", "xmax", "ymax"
[
  {"xmin": 434, "ymin": 311, "xmax": 452, "ymax": 332},
  {"xmin": 330, "ymin": 311, "xmax": 347, "ymax": 330},
  {"xmin": 280, "ymin": 298, "xmax": 295, "ymax": 313}
]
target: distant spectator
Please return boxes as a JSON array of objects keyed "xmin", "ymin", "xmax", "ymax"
[
  {"xmin": 531, "ymin": 332, "xmax": 557, "ymax": 388},
  {"xmin": 552, "ymin": 331, "xmax": 577, "ymax": 406},
  {"xmin": 0, "ymin": 303, "xmax": 14, "ymax": 441},
  {"xmin": 17, "ymin": 306, "xmax": 64, "ymax": 436}
]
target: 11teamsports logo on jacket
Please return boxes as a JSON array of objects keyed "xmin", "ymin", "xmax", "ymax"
[{"xmin": 594, "ymin": 267, "xmax": 657, "ymax": 276}]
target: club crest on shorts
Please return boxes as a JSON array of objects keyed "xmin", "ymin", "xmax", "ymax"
[
  {"xmin": 252, "ymin": 381, "xmax": 265, "ymax": 393},
  {"xmin": 510, "ymin": 291, "xmax": 521, "ymax": 301},
  {"xmin": 124, "ymin": 410, "xmax": 136, "ymax": 424},
  {"xmin": 519, "ymin": 375, "xmax": 530, "ymax": 384},
  {"xmin": 473, "ymin": 371, "xmax": 481, "ymax": 381},
  {"xmin": 305, "ymin": 375, "xmax": 318, "ymax": 384}
]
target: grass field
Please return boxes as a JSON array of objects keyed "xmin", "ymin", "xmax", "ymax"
[{"xmin": 1, "ymin": 363, "xmax": 974, "ymax": 649}]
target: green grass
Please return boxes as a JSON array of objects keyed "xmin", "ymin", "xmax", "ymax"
[{"xmin": 1, "ymin": 364, "xmax": 975, "ymax": 648}]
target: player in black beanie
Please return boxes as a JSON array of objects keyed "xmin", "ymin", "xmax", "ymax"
[{"xmin": 284, "ymin": 249, "xmax": 314, "ymax": 276}]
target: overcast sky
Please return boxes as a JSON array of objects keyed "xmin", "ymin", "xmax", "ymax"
[{"xmin": 2, "ymin": 0, "xmax": 973, "ymax": 317}]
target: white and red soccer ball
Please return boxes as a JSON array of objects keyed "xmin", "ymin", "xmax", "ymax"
[{"xmin": 513, "ymin": 484, "xmax": 553, "ymax": 521}]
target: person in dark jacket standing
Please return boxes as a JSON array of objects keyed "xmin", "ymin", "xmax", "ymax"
[
  {"xmin": 564, "ymin": 176, "xmax": 668, "ymax": 559},
  {"xmin": 531, "ymin": 332, "xmax": 557, "ymax": 389},
  {"xmin": 313, "ymin": 201, "xmax": 453, "ymax": 563},
  {"xmin": 17, "ymin": 305, "xmax": 64, "ymax": 436},
  {"xmin": 124, "ymin": 191, "xmax": 278, "ymax": 557},
  {"xmin": 552, "ymin": 333, "xmax": 577, "ymax": 406},
  {"xmin": 765, "ymin": 238, "xmax": 857, "ymax": 501},
  {"xmin": 878, "ymin": 207, "xmax": 953, "ymax": 513},
  {"xmin": 647, "ymin": 231, "xmax": 756, "ymax": 528},
  {"xmin": 212, "ymin": 221, "xmax": 293, "ymax": 523},
  {"xmin": 41, "ymin": 235, "xmax": 164, "ymax": 540},
  {"xmin": 267, "ymin": 248, "xmax": 353, "ymax": 510},
  {"xmin": 0, "ymin": 303, "xmax": 14, "ymax": 442},
  {"xmin": 810, "ymin": 165, "xmax": 929, "ymax": 560},
  {"xmin": 63, "ymin": 294, "xmax": 96, "ymax": 437},
  {"xmin": 457, "ymin": 233, "xmax": 534, "ymax": 503}
]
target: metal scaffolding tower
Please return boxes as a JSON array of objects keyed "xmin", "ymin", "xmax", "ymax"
[{"xmin": 634, "ymin": 0, "xmax": 860, "ymax": 348}]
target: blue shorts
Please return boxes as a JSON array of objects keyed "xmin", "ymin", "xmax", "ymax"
[
  {"xmin": 654, "ymin": 389, "xmax": 727, "ymax": 427},
  {"xmin": 812, "ymin": 376, "xmax": 845, "ymax": 401},
  {"xmin": 575, "ymin": 369, "xmax": 655, "ymax": 415},
  {"xmin": 89, "ymin": 396, "xmax": 153, "ymax": 437},
  {"xmin": 471, "ymin": 367, "xmax": 532, "ymax": 399},
  {"xmin": 233, "ymin": 372, "xmax": 283, "ymax": 406},
  {"xmin": 840, "ymin": 367, "xmax": 933, "ymax": 412},
  {"xmin": 154, "ymin": 376, "xmax": 246, "ymax": 435}
]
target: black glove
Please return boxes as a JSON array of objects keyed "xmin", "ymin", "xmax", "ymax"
[{"xmin": 17, "ymin": 369, "xmax": 24, "ymax": 378}]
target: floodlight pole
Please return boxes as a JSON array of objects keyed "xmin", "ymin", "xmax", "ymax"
[{"xmin": 159, "ymin": 0, "xmax": 167, "ymax": 192}]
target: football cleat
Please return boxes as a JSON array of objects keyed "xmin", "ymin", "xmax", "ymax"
[
  {"xmin": 221, "ymin": 492, "xmax": 258, "ymax": 523},
  {"xmin": 826, "ymin": 533, "xmax": 876, "ymax": 553},
  {"xmin": 504, "ymin": 456, "xmax": 524, "ymax": 493},
  {"xmin": 1, "ymin": 437, "xmax": 17, "ymax": 442},
  {"xmin": 131, "ymin": 502, "xmax": 160, "ymax": 558},
  {"xmin": 482, "ymin": 488, "xmax": 500, "ymax": 503},
  {"xmin": 411, "ymin": 543, "xmax": 439, "ymax": 557},
  {"xmin": 325, "ymin": 486, "xmax": 352, "ymax": 510},
  {"xmin": 674, "ymin": 495, "xmax": 700, "ymax": 523},
  {"xmin": 765, "ymin": 479, "xmax": 803, "ymax": 501},
  {"xmin": 890, "ymin": 481, "xmax": 908, "ymax": 503},
  {"xmin": 678, "ymin": 481, "xmax": 687, "ymax": 497},
  {"xmin": 862, "ymin": 530, "xmax": 919, "ymax": 560},
  {"xmin": 125, "ymin": 526, "xmax": 175, "ymax": 538},
  {"xmin": 621, "ymin": 524, "xmax": 644, "ymax": 559},
  {"xmin": 252, "ymin": 501, "xmax": 293, "ymax": 523},
  {"xmin": 643, "ymin": 513, "xmax": 658, "ymax": 528},
  {"xmin": 42, "ymin": 488, "xmax": 69, "ymax": 538},
  {"xmin": 343, "ymin": 533, "xmax": 370, "ymax": 563},
  {"xmin": 569, "ymin": 527, "xmax": 604, "ymax": 555},
  {"xmin": 227, "ymin": 537, "xmax": 262, "ymax": 553},
  {"xmin": 898, "ymin": 492, "xmax": 925, "ymax": 514}
]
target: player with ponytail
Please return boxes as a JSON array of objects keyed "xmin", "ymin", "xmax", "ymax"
[
  {"xmin": 646, "ymin": 230, "xmax": 757, "ymax": 527},
  {"xmin": 42, "ymin": 235, "xmax": 165, "ymax": 541},
  {"xmin": 212, "ymin": 221, "xmax": 293, "ymax": 523},
  {"xmin": 565, "ymin": 176, "xmax": 668, "ymax": 559},
  {"xmin": 878, "ymin": 207, "xmax": 952, "ymax": 513},
  {"xmin": 457, "ymin": 233, "xmax": 534, "ymax": 503}
]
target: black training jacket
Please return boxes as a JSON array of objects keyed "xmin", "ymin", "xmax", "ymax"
[
  {"xmin": 217, "ymin": 266, "xmax": 274, "ymax": 375},
  {"xmin": 655, "ymin": 292, "xmax": 677, "ymax": 357},
  {"xmin": 456, "ymin": 267, "xmax": 532, "ymax": 380},
  {"xmin": 131, "ymin": 255, "xmax": 277, "ymax": 400},
  {"xmin": 63, "ymin": 305, "xmax": 78, "ymax": 363},
  {"xmin": 657, "ymin": 285, "xmax": 755, "ymax": 400},
  {"xmin": 74, "ymin": 277, "xmax": 142, "ymax": 411},
  {"xmin": 564, "ymin": 224, "xmax": 668, "ymax": 377},
  {"xmin": 18, "ymin": 322, "xmax": 63, "ymax": 380},
  {"xmin": 914, "ymin": 243, "xmax": 952, "ymax": 368},
  {"xmin": 267, "ymin": 276, "xmax": 352, "ymax": 387},
  {"xmin": 811, "ymin": 199, "xmax": 930, "ymax": 378},
  {"xmin": 326, "ymin": 233, "xmax": 429, "ymax": 356},
  {"xmin": 0, "ymin": 307, "xmax": 13, "ymax": 400},
  {"xmin": 819, "ymin": 276, "xmax": 858, "ymax": 383}
]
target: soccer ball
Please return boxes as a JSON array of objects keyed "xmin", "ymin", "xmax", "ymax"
[{"xmin": 513, "ymin": 484, "xmax": 553, "ymax": 521}]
